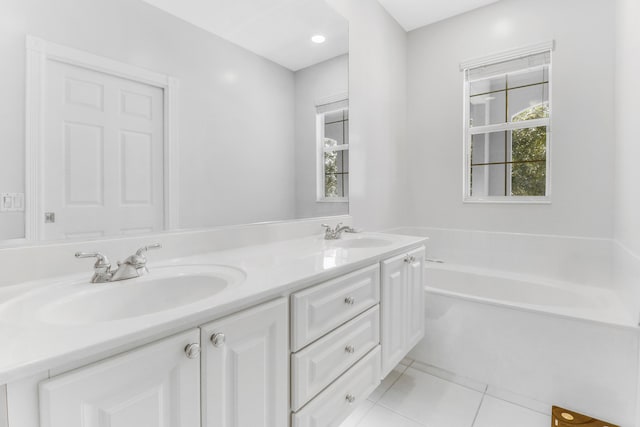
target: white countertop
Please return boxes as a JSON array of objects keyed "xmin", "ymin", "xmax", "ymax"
[{"xmin": 0, "ymin": 232, "xmax": 426, "ymax": 385}]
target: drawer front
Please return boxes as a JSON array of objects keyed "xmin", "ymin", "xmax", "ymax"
[
  {"xmin": 292, "ymin": 346, "xmax": 381, "ymax": 427},
  {"xmin": 291, "ymin": 306, "xmax": 380, "ymax": 410},
  {"xmin": 291, "ymin": 264, "xmax": 380, "ymax": 351}
]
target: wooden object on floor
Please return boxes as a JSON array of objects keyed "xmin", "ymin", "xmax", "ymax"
[{"xmin": 551, "ymin": 406, "xmax": 619, "ymax": 427}]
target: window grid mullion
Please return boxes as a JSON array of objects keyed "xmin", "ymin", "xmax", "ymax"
[{"xmin": 468, "ymin": 118, "xmax": 550, "ymax": 135}]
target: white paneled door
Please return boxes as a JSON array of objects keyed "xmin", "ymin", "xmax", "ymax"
[{"xmin": 43, "ymin": 60, "xmax": 165, "ymax": 239}]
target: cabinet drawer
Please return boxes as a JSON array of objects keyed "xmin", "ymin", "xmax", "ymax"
[
  {"xmin": 292, "ymin": 346, "xmax": 381, "ymax": 427},
  {"xmin": 291, "ymin": 306, "xmax": 380, "ymax": 410},
  {"xmin": 291, "ymin": 264, "xmax": 380, "ymax": 351}
]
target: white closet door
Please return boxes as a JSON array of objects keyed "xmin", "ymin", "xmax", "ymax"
[
  {"xmin": 43, "ymin": 60, "xmax": 164, "ymax": 240},
  {"xmin": 39, "ymin": 330, "xmax": 200, "ymax": 427}
]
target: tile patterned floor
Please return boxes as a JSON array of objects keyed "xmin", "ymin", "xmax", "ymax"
[{"xmin": 340, "ymin": 359, "xmax": 551, "ymax": 427}]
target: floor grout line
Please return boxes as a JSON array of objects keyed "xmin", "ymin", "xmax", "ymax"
[
  {"xmin": 482, "ymin": 391, "xmax": 550, "ymax": 417},
  {"xmin": 470, "ymin": 391, "xmax": 487, "ymax": 427},
  {"xmin": 404, "ymin": 364, "xmax": 488, "ymax": 395},
  {"xmin": 352, "ymin": 400, "xmax": 377, "ymax": 427},
  {"xmin": 372, "ymin": 401, "xmax": 430, "ymax": 426},
  {"xmin": 368, "ymin": 362, "xmax": 412, "ymax": 404}
]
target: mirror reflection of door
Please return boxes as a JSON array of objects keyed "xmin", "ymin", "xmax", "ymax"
[{"xmin": 42, "ymin": 60, "xmax": 165, "ymax": 240}]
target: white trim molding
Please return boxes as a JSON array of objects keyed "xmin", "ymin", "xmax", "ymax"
[
  {"xmin": 25, "ymin": 35, "xmax": 179, "ymax": 240},
  {"xmin": 315, "ymin": 92, "xmax": 348, "ymax": 107},
  {"xmin": 460, "ymin": 40, "xmax": 555, "ymax": 71}
]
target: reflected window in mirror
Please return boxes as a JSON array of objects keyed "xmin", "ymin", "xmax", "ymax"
[
  {"xmin": 317, "ymin": 102, "xmax": 349, "ymax": 202},
  {"xmin": 463, "ymin": 47, "xmax": 552, "ymax": 203}
]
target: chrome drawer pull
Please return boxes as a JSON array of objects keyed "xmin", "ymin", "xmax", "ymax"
[
  {"xmin": 404, "ymin": 255, "xmax": 417, "ymax": 263},
  {"xmin": 345, "ymin": 345, "xmax": 355, "ymax": 354},
  {"xmin": 344, "ymin": 296, "xmax": 355, "ymax": 305},
  {"xmin": 184, "ymin": 343, "xmax": 201, "ymax": 359},
  {"xmin": 345, "ymin": 394, "xmax": 356, "ymax": 403}
]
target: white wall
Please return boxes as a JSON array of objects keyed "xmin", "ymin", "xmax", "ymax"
[
  {"xmin": 403, "ymin": 0, "xmax": 616, "ymax": 238},
  {"xmin": 613, "ymin": 0, "xmax": 640, "ymax": 310},
  {"xmin": 325, "ymin": 0, "xmax": 407, "ymax": 231},
  {"xmin": 614, "ymin": 0, "xmax": 640, "ymax": 255},
  {"xmin": 294, "ymin": 54, "xmax": 349, "ymax": 219},
  {"xmin": 0, "ymin": 0, "xmax": 297, "ymax": 238},
  {"xmin": 613, "ymin": 1, "xmax": 640, "ymax": 424}
]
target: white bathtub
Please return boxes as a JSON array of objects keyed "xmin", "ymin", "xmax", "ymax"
[
  {"xmin": 409, "ymin": 263, "xmax": 640, "ymax": 426},
  {"xmin": 425, "ymin": 263, "xmax": 635, "ymax": 327}
]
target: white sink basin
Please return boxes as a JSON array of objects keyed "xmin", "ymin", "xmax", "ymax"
[
  {"xmin": 329, "ymin": 237, "xmax": 393, "ymax": 249},
  {"xmin": 1, "ymin": 265, "xmax": 245, "ymax": 325}
]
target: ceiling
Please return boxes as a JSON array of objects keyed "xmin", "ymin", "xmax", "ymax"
[
  {"xmin": 376, "ymin": 0, "xmax": 500, "ymax": 31},
  {"xmin": 140, "ymin": 0, "xmax": 348, "ymax": 71}
]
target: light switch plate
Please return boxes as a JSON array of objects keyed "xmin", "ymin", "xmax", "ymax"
[
  {"xmin": 0, "ymin": 193, "xmax": 25, "ymax": 212},
  {"xmin": 12, "ymin": 193, "xmax": 24, "ymax": 211},
  {"xmin": 0, "ymin": 194, "xmax": 13, "ymax": 212}
]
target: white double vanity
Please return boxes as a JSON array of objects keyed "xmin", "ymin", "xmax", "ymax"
[{"xmin": 0, "ymin": 231, "xmax": 426, "ymax": 427}]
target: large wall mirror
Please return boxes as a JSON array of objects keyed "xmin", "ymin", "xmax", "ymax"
[{"xmin": 0, "ymin": 0, "xmax": 349, "ymax": 243}]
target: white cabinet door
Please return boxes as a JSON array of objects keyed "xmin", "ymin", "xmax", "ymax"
[
  {"xmin": 39, "ymin": 330, "xmax": 201, "ymax": 427},
  {"xmin": 406, "ymin": 247, "xmax": 425, "ymax": 350},
  {"xmin": 381, "ymin": 247, "xmax": 425, "ymax": 377},
  {"xmin": 380, "ymin": 253, "xmax": 407, "ymax": 377},
  {"xmin": 201, "ymin": 298, "xmax": 288, "ymax": 427}
]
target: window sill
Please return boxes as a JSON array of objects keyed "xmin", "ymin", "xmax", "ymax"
[
  {"xmin": 463, "ymin": 196, "xmax": 551, "ymax": 204},
  {"xmin": 317, "ymin": 197, "xmax": 349, "ymax": 203}
]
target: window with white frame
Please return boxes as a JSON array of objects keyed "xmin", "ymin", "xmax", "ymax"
[
  {"xmin": 463, "ymin": 46, "xmax": 552, "ymax": 202},
  {"xmin": 317, "ymin": 99, "xmax": 349, "ymax": 201}
]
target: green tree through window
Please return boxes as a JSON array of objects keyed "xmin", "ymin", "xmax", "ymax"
[
  {"xmin": 511, "ymin": 103, "xmax": 548, "ymax": 196},
  {"xmin": 324, "ymin": 138, "xmax": 338, "ymax": 197}
]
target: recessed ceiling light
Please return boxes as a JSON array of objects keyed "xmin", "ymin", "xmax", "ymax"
[{"xmin": 311, "ymin": 35, "xmax": 326, "ymax": 44}]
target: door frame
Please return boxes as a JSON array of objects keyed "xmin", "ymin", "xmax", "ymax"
[{"xmin": 25, "ymin": 35, "xmax": 179, "ymax": 240}]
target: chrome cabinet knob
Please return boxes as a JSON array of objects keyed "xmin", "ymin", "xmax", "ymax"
[
  {"xmin": 404, "ymin": 255, "xmax": 411, "ymax": 263},
  {"xmin": 345, "ymin": 345, "xmax": 355, "ymax": 354},
  {"xmin": 345, "ymin": 394, "xmax": 356, "ymax": 403},
  {"xmin": 184, "ymin": 343, "xmax": 200, "ymax": 359},
  {"xmin": 344, "ymin": 296, "xmax": 355, "ymax": 305},
  {"xmin": 210, "ymin": 332, "xmax": 226, "ymax": 347}
]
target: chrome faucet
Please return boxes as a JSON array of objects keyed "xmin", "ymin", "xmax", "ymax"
[
  {"xmin": 322, "ymin": 223, "xmax": 358, "ymax": 240},
  {"xmin": 75, "ymin": 243, "xmax": 162, "ymax": 283},
  {"xmin": 74, "ymin": 252, "xmax": 113, "ymax": 283}
]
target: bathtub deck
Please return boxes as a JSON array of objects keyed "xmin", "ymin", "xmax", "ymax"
[
  {"xmin": 426, "ymin": 263, "xmax": 638, "ymax": 329},
  {"xmin": 341, "ymin": 359, "xmax": 551, "ymax": 427}
]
